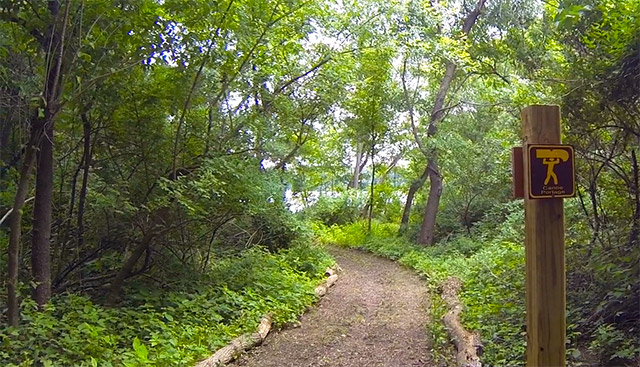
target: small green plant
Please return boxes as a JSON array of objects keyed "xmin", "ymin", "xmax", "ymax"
[{"xmin": 589, "ymin": 324, "xmax": 640, "ymax": 364}]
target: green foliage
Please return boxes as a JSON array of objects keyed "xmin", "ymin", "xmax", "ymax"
[
  {"xmin": 589, "ymin": 324, "xmax": 640, "ymax": 363},
  {"xmin": 0, "ymin": 242, "xmax": 334, "ymax": 366},
  {"xmin": 304, "ymin": 191, "xmax": 367, "ymax": 226}
]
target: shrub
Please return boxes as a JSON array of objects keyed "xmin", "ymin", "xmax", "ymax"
[{"xmin": 303, "ymin": 191, "xmax": 366, "ymax": 226}]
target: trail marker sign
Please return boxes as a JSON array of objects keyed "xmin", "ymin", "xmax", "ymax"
[
  {"xmin": 521, "ymin": 105, "xmax": 567, "ymax": 367},
  {"xmin": 527, "ymin": 144, "xmax": 575, "ymax": 199}
]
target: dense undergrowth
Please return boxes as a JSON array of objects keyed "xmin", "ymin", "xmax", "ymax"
[
  {"xmin": 0, "ymin": 242, "xmax": 334, "ymax": 367},
  {"xmin": 314, "ymin": 198, "xmax": 639, "ymax": 367}
]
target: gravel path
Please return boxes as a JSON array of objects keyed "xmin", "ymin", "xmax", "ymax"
[{"xmin": 230, "ymin": 246, "xmax": 434, "ymax": 367}]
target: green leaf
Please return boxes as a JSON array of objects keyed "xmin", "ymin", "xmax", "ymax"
[{"xmin": 132, "ymin": 337, "xmax": 148, "ymax": 360}]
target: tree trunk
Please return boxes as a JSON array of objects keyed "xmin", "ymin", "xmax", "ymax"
[
  {"xmin": 399, "ymin": 164, "xmax": 430, "ymax": 234},
  {"xmin": 350, "ymin": 141, "xmax": 364, "ymax": 189},
  {"xmin": 0, "ymin": 109, "xmax": 15, "ymax": 165},
  {"xmin": 463, "ymin": 193, "xmax": 479, "ymax": 235},
  {"xmin": 6, "ymin": 125, "xmax": 40, "ymax": 326},
  {"xmin": 31, "ymin": 117, "xmax": 54, "ymax": 306},
  {"xmin": 77, "ymin": 112, "xmax": 92, "ymax": 249},
  {"xmin": 418, "ymin": 158, "xmax": 443, "ymax": 245},
  {"xmin": 0, "ymin": 108, "xmax": 16, "ymax": 206},
  {"xmin": 627, "ymin": 150, "xmax": 640, "ymax": 248},
  {"xmin": 204, "ymin": 106, "xmax": 214, "ymax": 156},
  {"xmin": 107, "ymin": 229, "xmax": 156, "ymax": 305},
  {"xmin": 368, "ymin": 135, "xmax": 375, "ymax": 232},
  {"xmin": 58, "ymin": 155, "xmax": 81, "ymax": 268},
  {"xmin": 415, "ymin": 0, "xmax": 486, "ymax": 244},
  {"xmin": 30, "ymin": 0, "xmax": 70, "ymax": 308},
  {"xmin": 417, "ymin": 60, "xmax": 457, "ymax": 243}
]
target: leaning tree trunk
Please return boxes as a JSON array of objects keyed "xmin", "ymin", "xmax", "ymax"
[
  {"xmin": 6, "ymin": 126, "xmax": 40, "ymax": 326},
  {"xmin": 414, "ymin": 58, "xmax": 455, "ymax": 245},
  {"xmin": 418, "ymin": 158, "xmax": 443, "ymax": 245},
  {"xmin": 107, "ymin": 229, "xmax": 156, "ymax": 305},
  {"xmin": 399, "ymin": 164, "xmax": 430, "ymax": 234},
  {"xmin": 415, "ymin": 0, "xmax": 486, "ymax": 245}
]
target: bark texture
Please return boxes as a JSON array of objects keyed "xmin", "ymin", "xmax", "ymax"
[
  {"xmin": 418, "ymin": 158, "xmax": 443, "ymax": 244},
  {"xmin": 442, "ymin": 276, "xmax": 483, "ymax": 367},
  {"xmin": 31, "ymin": 118, "xmax": 54, "ymax": 306}
]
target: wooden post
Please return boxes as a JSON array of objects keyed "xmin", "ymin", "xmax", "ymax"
[
  {"xmin": 521, "ymin": 105, "xmax": 566, "ymax": 367},
  {"xmin": 511, "ymin": 147, "xmax": 524, "ymax": 199}
]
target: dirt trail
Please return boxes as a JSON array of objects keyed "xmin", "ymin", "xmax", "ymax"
[{"xmin": 231, "ymin": 246, "xmax": 434, "ymax": 367}]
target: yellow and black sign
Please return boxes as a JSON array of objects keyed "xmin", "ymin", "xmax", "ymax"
[{"xmin": 528, "ymin": 144, "xmax": 575, "ymax": 199}]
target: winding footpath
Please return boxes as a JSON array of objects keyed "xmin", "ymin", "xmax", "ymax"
[{"xmin": 230, "ymin": 247, "xmax": 434, "ymax": 367}]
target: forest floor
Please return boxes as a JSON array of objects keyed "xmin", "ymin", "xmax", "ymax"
[{"xmin": 230, "ymin": 246, "xmax": 435, "ymax": 367}]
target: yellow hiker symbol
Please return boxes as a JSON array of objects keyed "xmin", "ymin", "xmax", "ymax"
[{"xmin": 536, "ymin": 149, "xmax": 569, "ymax": 185}]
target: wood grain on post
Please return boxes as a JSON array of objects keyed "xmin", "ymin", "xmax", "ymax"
[{"xmin": 521, "ymin": 105, "xmax": 566, "ymax": 367}]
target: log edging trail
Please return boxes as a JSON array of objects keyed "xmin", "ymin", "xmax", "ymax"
[
  {"xmin": 441, "ymin": 276, "xmax": 483, "ymax": 367},
  {"xmin": 194, "ymin": 268, "xmax": 339, "ymax": 367},
  {"xmin": 229, "ymin": 246, "xmax": 433, "ymax": 367}
]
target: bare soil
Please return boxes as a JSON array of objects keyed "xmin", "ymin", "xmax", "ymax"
[{"xmin": 230, "ymin": 246, "xmax": 434, "ymax": 367}]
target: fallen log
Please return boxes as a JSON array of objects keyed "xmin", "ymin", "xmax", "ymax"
[
  {"xmin": 314, "ymin": 271, "xmax": 338, "ymax": 297},
  {"xmin": 195, "ymin": 316, "xmax": 272, "ymax": 367},
  {"xmin": 441, "ymin": 276, "xmax": 483, "ymax": 367},
  {"xmin": 195, "ymin": 267, "xmax": 339, "ymax": 367}
]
